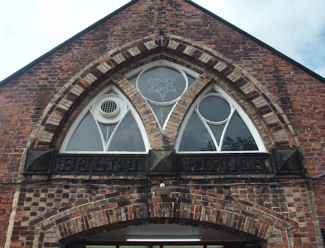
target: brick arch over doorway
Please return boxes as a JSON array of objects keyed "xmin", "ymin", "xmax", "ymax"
[
  {"xmin": 28, "ymin": 32, "xmax": 298, "ymax": 152},
  {"xmin": 31, "ymin": 189, "xmax": 298, "ymax": 248}
]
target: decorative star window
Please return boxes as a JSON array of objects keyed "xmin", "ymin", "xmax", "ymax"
[
  {"xmin": 60, "ymin": 61, "xmax": 265, "ymax": 154},
  {"xmin": 128, "ymin": 61, "xmax": 197, "ymax": 131},
  {"xmin": 147, "ymin": 72, "xmax": 177, "ymax": 100},
  {"xmin": 26, "ymin": 61, "xmax": 304, "ymax": 176}
]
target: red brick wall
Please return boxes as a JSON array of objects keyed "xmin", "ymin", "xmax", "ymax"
[
  {"xmin": 0, "ymin": 188, "xmax": 15, "ymax": 245},
  {"xmin": 0, "ymin": 0, "xmax": 324, "ymax": 247},
  {"xmin": 313, "ymin": 181, "xmax": 325, "ymax": 229},
  {"xmin": 11, "ymin": 178, "xmax": 319, "ymax": 247}
]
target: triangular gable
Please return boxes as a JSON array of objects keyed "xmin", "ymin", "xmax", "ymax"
[{"xmin": 1, "ymin": 0, "xmax": 324, "ymax": 86}]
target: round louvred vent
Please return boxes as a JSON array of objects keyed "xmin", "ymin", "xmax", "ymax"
[
  {"xmin": 100, "ymin": 100, "xmax": 119, "ymax": 117},
  {"xmin": 92, "ymin": 94, "xmax": 126, "ymax": 124}
]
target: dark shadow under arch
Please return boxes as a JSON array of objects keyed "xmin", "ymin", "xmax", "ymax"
[{"xmin": 61, "ymin": 218, "xmax": 266, "ymax": 247}]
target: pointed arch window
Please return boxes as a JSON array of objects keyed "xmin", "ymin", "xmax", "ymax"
[
  {"xmin": 176, "ymin": 85, "xmax": 266, "ymax": 153},
  {"xmin": 61, "ymin": 63, "xmax": 265, "ymax": 154},
  {"xmin": 25, "ymin": 61, "xmax": 296, "ymax": 176},
  {"xmin": 127, "ymin": 60, "xmax": 198, "ymax": 131},
  {"xmin": 126, "ymin": 60, "xmax": 265, "ymax": 153},
  {"xmin": 60, "ymin": 86, "xmax": 149, "ymax": 153}
]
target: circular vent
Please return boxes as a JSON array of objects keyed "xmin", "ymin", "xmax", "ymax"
[
  {"xmin": 99, "ymin": 98, "xmax": 120, "ymax": 118},
  {"xmin": 101, "ymin": 100, "xmax": 117, "ymax": 114},
  {"xmin": 93, "ymin": 94, "xmax": 126, "ymax": 124}
]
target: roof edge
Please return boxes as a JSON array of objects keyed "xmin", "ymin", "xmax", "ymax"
[
  {"xmin": 1, "ymin": 0, "xmax": 324, "ymax": 86},
  {"xmin": 0, "ymin": 0, "xmax": 139, "ymax": 86},
  {"xmin": 184, "ymin": 0, "xmax": 324, "ymax": 83}
]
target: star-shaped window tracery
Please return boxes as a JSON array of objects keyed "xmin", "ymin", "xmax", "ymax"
[{"xmin": 148, "ymin": 73, "xmax": 176, "ymax": 101}]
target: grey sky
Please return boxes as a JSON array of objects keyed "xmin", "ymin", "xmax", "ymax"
[{"xmin": 1, "ymin": 0, "xmax": 324, "ymax": 81}]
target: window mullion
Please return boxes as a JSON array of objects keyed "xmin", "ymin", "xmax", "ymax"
[
  {"xmin": 89, "ymin": 109, "xmax": 106, "ymax": 151},
  {"xmin": 219, "ymin": 108, "xmax": 235, "ymax": 151},
  {"xmin": 195, "ymin": 109, "xmax": 219, "ymax": 151},
  {"xmin": 105, "ymin": 109, "xmax": 129, "ymax": 151}
]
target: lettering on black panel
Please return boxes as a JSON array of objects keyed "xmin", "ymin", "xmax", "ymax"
[
  {"xmin": 177, "ymin": 154, "xmax": 271, "ymax": 174},
  {"xmin": 54, "ymin": 155, "xmax": 147, "ymax": 175}
]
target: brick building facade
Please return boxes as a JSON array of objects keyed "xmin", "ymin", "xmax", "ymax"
[{"xmin": 0, "ymin": 0, "xmax": 324, "ymax": 247}]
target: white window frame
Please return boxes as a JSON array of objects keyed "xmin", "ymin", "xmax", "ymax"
[
  {"xmin": 60, "ymin": 85, "xmax": 150, "ymax": 154},
  {"xmin": 175, "ymin": 85, "xmax": 267, "ymax": 154},
  {"xmin": 126, "ymin": 60, "xmax": 200, "ymax": 132},
  {"xmin": 61, "ymin": 62, "xmax": 266, "ymax": 155}
]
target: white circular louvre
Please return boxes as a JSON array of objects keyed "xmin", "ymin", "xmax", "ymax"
[
  {"xmin": 100, "ymin": 99, "xmax": 119, "ymax": 117},
  {"xmin": 92, "ymin": 94, "xmax": 127, "ymax": 124}
]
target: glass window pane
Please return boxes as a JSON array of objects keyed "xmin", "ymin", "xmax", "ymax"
[
  {"xmin": 149, "ymin": 103, "xmax": 174, "ymax": 128},
  {"xmin": 129, "ymin": 75, "xmax": 137, "ymax": 86},
  {"xmin": 67, "ymin": 111, "xmax": 103, "ymax": 151},
  {"xmin": 222, "ymin": 112, "xmax": 258, "ymax": 151},
  {"xmin": 120, "ymin": 246, "xmax": 158, "ymax": 248},
  {"xmin": 165, "ymin": 246, "xmax": 203, "ymax": 248},
  {"xmin": 87, "ymin": 246, "xmax": 116, "ymax": 248},
  {"xmin": 208, "ymin": 123, "xmax": 225, "ymax": 145},
  {"xmin": 104, "ymin": 90, "xmax": 116, "ymax": 95},
  {"xmin": 198, "ymin": 96, "xmax": 230, "ymax": 122},
  {"xmin": 179, "ymin": 112, "xmax": 215, "ymax": 151},
  {"xmin": 108, "ymin": 112, "xmax": 145, "ymax": 151},
  {"xmin": 138, "ymin": 67, "xmax": 186, "ymax": 102},
  {"xmin": 187, "ymin": 74, "xmax": 196, "ymax": 87},
  {"xmin": 98, "ymin": 123, "xmax": 117, "ymax": 144}
]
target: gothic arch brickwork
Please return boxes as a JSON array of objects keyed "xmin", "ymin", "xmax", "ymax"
[
  {"xmin": 18, "ymin": 181, "xmax": 303, "ymax": 248},
  {"xmin": 31, "ymin": 33, "xmax": 296, "ymax": 154},
  {"xmin": 1, "ymin": 1, "xmax": 324, "ymax": 247},
  {"xmin": 11, "ymin": 177, "xmax": 320, "ymax": 247}
]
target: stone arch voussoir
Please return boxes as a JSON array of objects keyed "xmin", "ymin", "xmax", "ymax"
[
  {"xmin": 163, "ymin": 71, "xmax": 213, "ymax": 146},
  {"xmin": 30, "ymin": 32, "xmax": 298, "ymax": 152},
  {"xmin": 112, "ymin": 77, "xmax": 163, "ymax": 149}
]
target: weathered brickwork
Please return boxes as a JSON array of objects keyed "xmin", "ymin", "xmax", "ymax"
[
  {"xmin": 33, "ymin": 37, "xmax": 295, "ymax": 151},
  {"xmin": 0, "ymin": 0, "xmax": 324, "ymax": 247},
  {"xmin": 9, "ymin": 177, "xmax": 318, "ymax": 247},
  {"xmin": 0, "ymin": 188, "xmax": 15, "ymax": 245}
]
